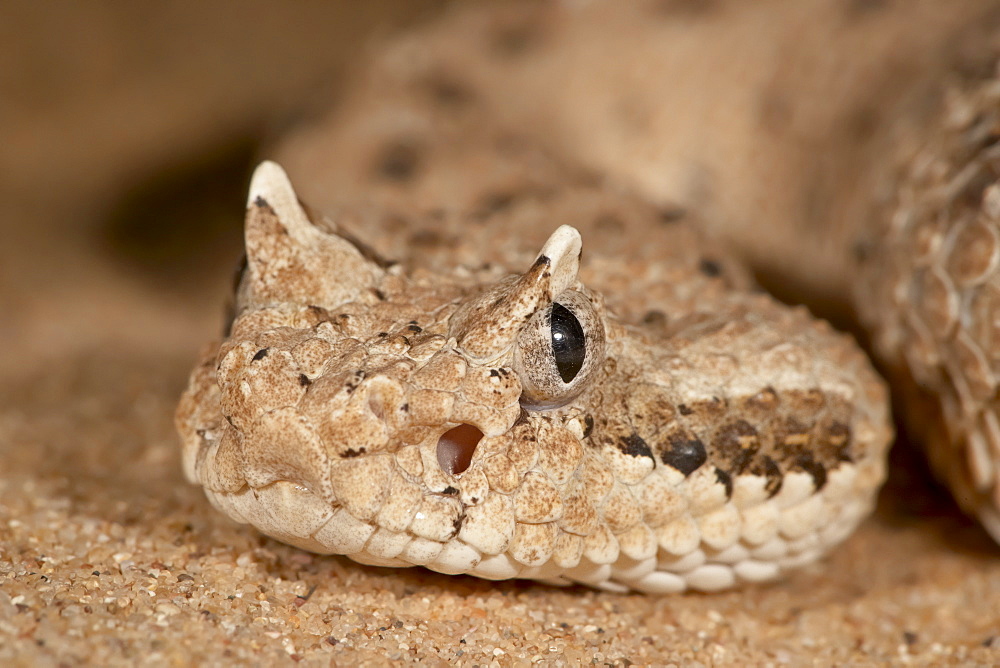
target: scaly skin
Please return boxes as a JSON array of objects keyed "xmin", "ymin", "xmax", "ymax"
[
  {"xmin": 859, "ymin": 68, "xmax": 1000, "ymax": 540},
  {"xmin": 268, "ymin": 0, "xmax": 1000, "ymax": 546},
  {"xmin": 176, "ymin": 162, "xmax": 890, "ymax": 592}
]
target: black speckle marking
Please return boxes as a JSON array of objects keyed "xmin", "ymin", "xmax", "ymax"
[
  {"xmin": 406, "ymin": 323, "xmax": 422, "ymax": 334},
  {"xmin": 619, "ymin": 433, "xmax": 654, "ymax": 460},
  {"xmin": 763, "ymin": 456, "xmax": 783, "ymax": 497},
  {"xmin": 829, "ymin": 421, "xmax": 853, "ymax": 462},
  {"xmin": 441, "ymin": 486, "xmax": 459, "ymax": 496},
  {"xmin": 344, "ymin": 370, "xmax": 366, "ymax": 394},
  {"xmin": 678, "ymin": 404, "xmax": 693, "ymax": 416},
  {"xmin": 661, "ymin": 433, "xmax": 707, "ymax": 476},
  {"xmin": 533, "ymin": 255, "xmax": 550, "ymax": 268},
  {"xmin": 306, "ymin": 305, "xmax": 331, "ymax": 325},
  {"xmin": 715, "ymin": 420, "xmax": 760, "ymax": 474},
  {"xmin": 451, "ymin": 513, "xmax": 465, "ymax": 537},
  {"xmin": 253, "ymin": 195, "xmax": 270, "ymax": 210},
  {"xmin": 714, "ymin": 468, "xmax": 733, "ymax": 499},
  {"xmin": 489, "ymin": 369, "xmax": 500, "ymax": 378},
  {"xmin": 298, "ymin": 374, "xmax": 312, "ymax": 387},
  {"xmin": 372, "ymin": 288, "xmax": 386, "ymax": 301},
  {"xmin": 341, "ymin": 447, "xmax": 366, "ymax": 458},
  {"xmin": 903, "ymin": 631, "xmax": 918, "ymax": 646},
  {"xmin": 794, "ymin": 453, "xmax": 828, "ymax": 491},
  {"xmin": 699, "ymin": 258, "xmax": 722, "ymax": 277},
  {"xmin": 401, "ymin": 403, "xmax": 410, "ymax": 413},
  {"xmin": 252, "ymin": 348, "xmax": 269, "ymax": 362},
  {"xmin": 583, "ymin": 415, "xmax": 595, "ymax": 439}
]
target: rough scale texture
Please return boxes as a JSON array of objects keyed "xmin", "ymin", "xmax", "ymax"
[
  {"xmin": 272, "ymin": 0, "xmax": 1000, "ymax": 547},
  {"xmin": 177, "ymin": 158, "xmax": 891, "ymax": 592},
  {"xmin": 860, "ymin": 66, "xmax": 1000, "ymax": 540},
  {"xmin": 7, "ymin": 2, "xmax": 1000, "ymax": 665}
]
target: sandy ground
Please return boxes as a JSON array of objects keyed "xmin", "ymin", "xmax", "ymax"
[{"xmin": 3, "ymin": 2, "xmax": 1000, "ymax": 665}]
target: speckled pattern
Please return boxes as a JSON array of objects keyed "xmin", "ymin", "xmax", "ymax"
[
  {"xmin": 6, "ymin": 1, "xmax": 1000, "ymax": 665},
  {"xmin": 860, "ymin": 67, "xmax": 1000, "ymax": 541},
  {"xmin": 2, "ymin": 352, "xmax": 999, "ymax": 664},
  {"xmin": 273, "ymin": 0, "xmax": 1000, "ymax": 549},
  {"xmin": 177, "ymin": 160, "xmax": 890, "ymax": 593}
]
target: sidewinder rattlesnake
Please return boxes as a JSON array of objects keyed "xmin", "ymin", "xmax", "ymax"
[{"xmin": 177, "ymin": 1, "xmax": 1000, "ymax": 592}]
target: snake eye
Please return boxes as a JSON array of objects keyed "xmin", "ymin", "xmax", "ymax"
[
  {"xmin": 550, "ymin": 302, "xmax": 586, "ymax": 382},
  {"xmin": 513, "ymin": 290, "xmax": 605, "ymax": 410}
]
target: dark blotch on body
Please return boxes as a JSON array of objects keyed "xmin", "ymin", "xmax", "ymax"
[
  {"xmin": 341, "ymin": 447, "xmax": 366, "ymax": 459},
  {"xmin": 661, "ymin": 433, "xmax": 707, "ymax": 476},
  {"xmin": 642, "ymin": 310, "xmax": 667, "ymax": 327},
  {"xmin": 827, "ymin": 421, "xmax": 854, "ymax": 462},
  {"xmin": 659, "ymin": 207, "xmax": 687, "ymax": 224},
  {"xmin": 714, "ymin": 468, "xmax": 733, "ymax": 499},
  {"xmin": 426, "ymin": 73, "xmax": 475, "ymax": 108},
  {"xmin": 794, "ymin": 452, "xmax": 828, "ymax": 490},
  {"xmin": 699, "ymin": 258, "xmax": 722, "ymax": 277},
  {"xmin": 376, "ymin": 140, "xmax": 422, "ymax": 182},
  {"xmin": 763, "ymin": 456, "xmax": 784, "ymax": 497},
  {"xmin": 619, "ymin": 433, "xmax": 654, "ymax": 460},
  {"xmin": 714, "ymin": 420, "xmax": 760, "ymax": 474}
]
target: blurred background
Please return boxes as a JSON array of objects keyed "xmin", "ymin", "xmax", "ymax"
[{"xmin": 0, "ymin": 1, "xmax": 458, "ymax": 378}]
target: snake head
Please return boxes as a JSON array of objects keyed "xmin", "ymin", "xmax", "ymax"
[
  {"xmin": 177, "ymin": 161, "xmax": 890, "ymax": 591},
  {"xmin": 178, "ymin": 161, "xmax": 617, "ymax": 572}
]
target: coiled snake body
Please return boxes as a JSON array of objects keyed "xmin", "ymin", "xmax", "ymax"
[{"xmin": 177, "ymin": 3, "xmax": 1000, "ymax": 592}]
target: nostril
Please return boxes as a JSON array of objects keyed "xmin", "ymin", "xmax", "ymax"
[{"xmin": 437, "ymin": 424, "xmax": 483, "ymax": 476}]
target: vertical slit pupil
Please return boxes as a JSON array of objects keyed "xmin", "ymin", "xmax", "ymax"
[{"xmin": 550, "ymin": 302, "xmax": 586, "ymax": 383}]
